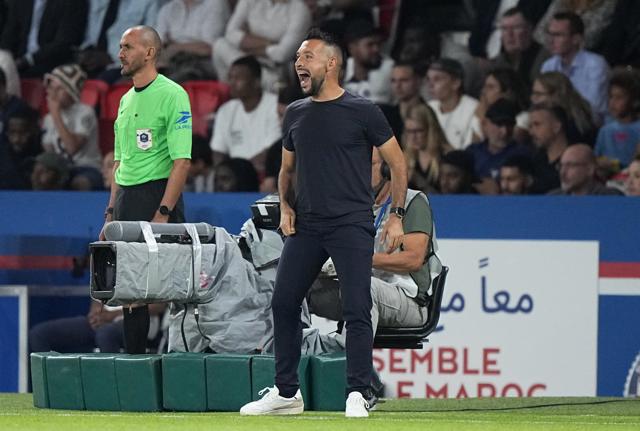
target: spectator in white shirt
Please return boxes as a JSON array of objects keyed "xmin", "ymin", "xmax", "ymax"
[
  {"xmin": 210, "ymin": 56, "xmax": 281, "ymax": 174},
  {"xmin": 427, "ymin": 58, "xmax": 481, "ymax": 150},
  {"xmin": 0, "ymin": 49, "xmax": 21, "ymax": 96},
  {"xmin": 213, "ymin": 0, "xmax": 312, "ymax": 92},
  {"xmin": 343, "ymin": 19, "xmax": 394, "ymax": 104},
  {"xmin": 155, "ymin": 0, "xmax": 230, "ymax": 81}
]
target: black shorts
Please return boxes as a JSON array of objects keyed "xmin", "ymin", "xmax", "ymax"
[{"xmin": 113, "ymin": 179, "xmax": 185, "ymax": 223}]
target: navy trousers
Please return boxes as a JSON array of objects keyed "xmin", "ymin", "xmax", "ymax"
[{"xmin": 272, "ymin": 222, "xmax": 374, "ymax": 397}]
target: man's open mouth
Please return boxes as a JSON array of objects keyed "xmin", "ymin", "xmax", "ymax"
[{"xmin": 297, "ymin": 70, "xmax": 311, "ymax": 86}]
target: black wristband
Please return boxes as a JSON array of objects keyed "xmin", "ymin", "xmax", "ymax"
[{"xmin": 104, "ymin": 207, "xmax": 114, "ymax": 219}]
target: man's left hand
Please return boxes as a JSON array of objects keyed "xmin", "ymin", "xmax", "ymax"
[{"xmin": 381, "ymin": 215, "xmax": 404, "ymax": 253}]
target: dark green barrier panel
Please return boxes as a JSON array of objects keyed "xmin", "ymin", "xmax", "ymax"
[
  {"xmin": 205, "ymin": 354, "xmax": 252, "ymax": 411},
  {"xmin": 310, "ymin": 353, "xmax": 347, "ymax": 411},
  {"xmin": 115, "ymin": 355, "xmax": 163, "ymax": 412},
  {"xmin": 30, "ymin": 352, "xmax": 60, "ymax": 408},
  {"xmin": 80, "ymin": 354, "xmax": 124, "ymax": 411},
  {"xmin": 46, "ymin": 354, "xmax": 85, "ymax": 410},
  {"xmin": 162, "ymin": 353, "xmax": 208, "ymax": 412}
]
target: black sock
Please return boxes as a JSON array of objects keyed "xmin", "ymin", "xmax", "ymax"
[
  {"xmin": 277, "ymin": 386, "xmax": 297, "ymax": 398},
  {"xmin": 123, "ymin": 305, "xmax": 149, "ymax": 354}
]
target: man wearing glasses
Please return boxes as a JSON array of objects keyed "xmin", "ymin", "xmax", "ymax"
[
  {"xmin": 492, "ymin": 7, "xmax": 550, "ymax": 90},
  {"xmin": 540, "ymin": 11, "xmax": 609, "ymax": 121}
]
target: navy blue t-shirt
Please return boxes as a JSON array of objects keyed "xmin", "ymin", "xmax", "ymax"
[
  {"xmin": 466, "ymin": 140, "xmax": 531, "ymax": 179},
  {"xmin": 282, "ymin": 91, "xmax": 393, "ymax": 226}
]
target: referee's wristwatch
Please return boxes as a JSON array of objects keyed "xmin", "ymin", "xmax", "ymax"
[
  {"xmin": 390, "ymin": 207, "xmax": 405, "ymax": 220},
  {"xmin": 158, "ymin": 205, "xmax": 171, "ymax": 216}
]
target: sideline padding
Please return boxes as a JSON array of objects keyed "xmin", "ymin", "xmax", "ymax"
[
  {"xmin": 30, "ymin": 352, "xmax": 59, "ymax": 408},
  {"xmin": 115, "ymin": 355, "xmax": 163, "ymax": 412},
  {"xmin": 206, "ymin": 354, "xmax": 252, "ymax": 411},
  {"xmin": 31, "ymin": 352, "xmax": 347, "ymax": 412},
  {"xmin": 46, "ymin": 355, "xmax": 85, "ymax": 410},
  {"xmin": 81, "ymin": 354, "xmax": 124, "ymax": 411},
  {"xmin": 310, "ymin": 353, "xmax": 347, "ymax": 411},
  {"xmin": 162, "ymin": 353, "xmax": 208, "ymax": 412}
]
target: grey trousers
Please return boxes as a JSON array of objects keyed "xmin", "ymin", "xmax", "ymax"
[{"xmin": 308, "ymin": 277, "xmax": 428, "ymax": 337}]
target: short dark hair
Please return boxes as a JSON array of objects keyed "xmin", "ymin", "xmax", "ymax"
[
  {"xmin": 191, "ymin": 134, "xmax": 212, "ymax": 166},
  {"xmin": 501, "ymin": 154, "xmax": 534, "ymax": 177},
  {"xmin": 502, "ymin": 6, "xmax": 531, "ymax": 24},
  {"xmin": 218, "ymin": 158, "xmax": 259, "ymax": 192},
  {"xmin": 530, "ymin": 102, "xmax": 570, "ymax": 133},
  {"xmin": 306, "ymin": 27, "xmax": 341, "ymax": 50},
  {"xmin": 429, "ymin": 57, "xmax": 464, "ymax": 81},
  {"xmin": 552, "ymin": 11, "xmax": 584, "ymax": 35},
  {"xmin": 485, "ymin": 98, "xmax": 518, "ymax": 127},
  {"xmin": 231, "ymin": 55, "xmax": 262, "ymax": 80},
  {"xmin": 8, "ymin": 104, "xmax": 39, "ymax": 124},
  {"xmin": 610, "ymin": 66, "xmax": 640, "ymax": 115},
  {"xmin": 342, "ymin": 19, "xmax": 380, "ymax": 45},
  {"xmin": 393, "ymin": 61, "xmax": 423, "ymax": 77},
  {"xmin": 304, "ymin": 27, "xmax": 345, "ymax": 70},
  {"xmin": 441, "ymin": 150, "xmax": 474, "ymax": 175}
]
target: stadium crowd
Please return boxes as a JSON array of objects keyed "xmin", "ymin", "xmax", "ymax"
[{"xmin": 0, "ymin": 0, "xmax": 639, "ymax": 196}]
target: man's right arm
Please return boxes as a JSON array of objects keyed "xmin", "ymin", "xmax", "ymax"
[{"xmin": 278, "ymin": 148, "xmax": 296, "ymax": 236}]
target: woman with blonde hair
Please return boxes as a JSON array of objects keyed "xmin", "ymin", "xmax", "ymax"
[
  {"xmin": 531, "ymin": 71, "xmax": 598, "ymax": 144},
  {"xmin": 402, "ymin": 103, "xmax": 453, "ymax": 193}
]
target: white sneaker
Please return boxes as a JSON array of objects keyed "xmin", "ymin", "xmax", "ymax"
[
  {"xmin": 345, "ymin": 391, "xmax": 369, "ymax": 418},
  {"xmin": 239, "ymin": 387, "xmax": 304, "ymax": 416}
]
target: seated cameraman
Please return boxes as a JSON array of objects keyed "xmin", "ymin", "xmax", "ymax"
[{"xmin": 309, "ymin": 148, "xmax": 441, "ymax": 335}]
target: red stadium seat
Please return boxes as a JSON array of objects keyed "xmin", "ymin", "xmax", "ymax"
[
  {"xmin": 20, "ymin": 78, "xmax": 47, "ymax": 115},
  {"xmin": 182, "ymin": 80, "xmax": 231, "ymax": 137},
  {"xmin": 81, "ymin": 79, "xmax": 109, "ymax": 111},
  {"xmin": 102, "ymin": 82, "xmax": 132, "ymax": 121}
]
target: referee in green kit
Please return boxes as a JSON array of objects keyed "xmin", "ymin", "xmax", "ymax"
[{"xmin": 99, "ymin": 25, "xmax": 192, "ymax": 354}]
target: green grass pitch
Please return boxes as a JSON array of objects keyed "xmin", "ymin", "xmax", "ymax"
[{"xmin": 1, "ymin": 394, "xmax": 639, "ymax": 431}]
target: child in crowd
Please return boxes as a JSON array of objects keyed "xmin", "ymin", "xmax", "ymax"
[{"xmin": 595, "ymin": 67, "xmax": 640, "ymax": 178}]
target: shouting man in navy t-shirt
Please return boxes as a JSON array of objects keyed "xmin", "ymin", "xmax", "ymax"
[{"xmin": 240, "ymin": 29, "xmax": 407, "ymax": 418}]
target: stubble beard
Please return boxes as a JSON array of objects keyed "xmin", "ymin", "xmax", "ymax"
[
  {"xmin": 121, "ymin": 60, "xmax": 141, "ymax": 78},
  {"xmin": 305, "ymin": 75, "xmax": 325, "ymax": 97}
]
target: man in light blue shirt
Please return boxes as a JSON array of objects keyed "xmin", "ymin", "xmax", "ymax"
[
  {"xmin": 78, "ymin": 0, "xmax": 159, "ymax": 78},
  {"xmin": 540, "ymin": 11, "xmax": 608, "ymax": 122}
]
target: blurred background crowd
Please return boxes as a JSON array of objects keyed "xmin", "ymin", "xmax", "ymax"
[{"xmin": 0, "ymin": 0, "xmax": 639, "ymax": 196}]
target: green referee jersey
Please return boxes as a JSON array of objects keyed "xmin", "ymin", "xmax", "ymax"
[{"xmin": 114, "ymin": 74, "xmax": 192, "ymax": 186}]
